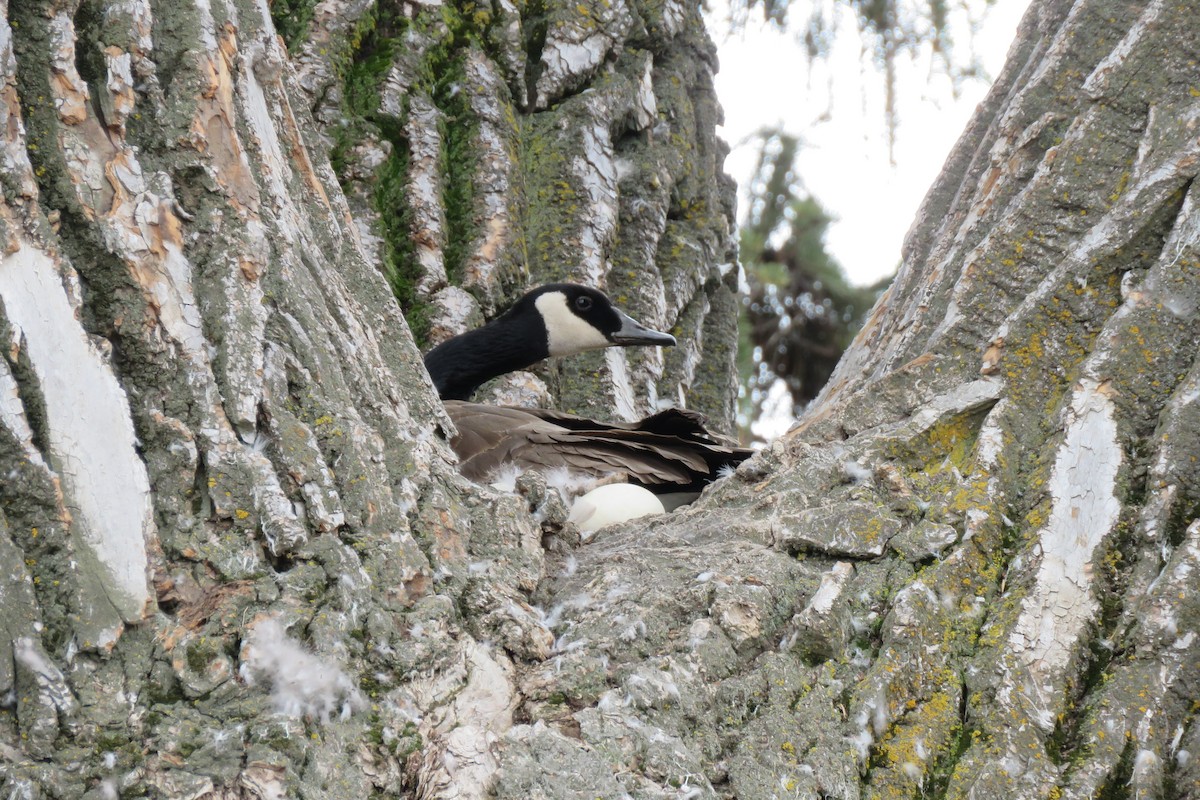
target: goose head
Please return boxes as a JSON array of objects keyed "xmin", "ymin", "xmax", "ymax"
[
  {"xmin": 527, "ymin": 284, "xmax": 676, "ymax": 356},
  {"xmin": 425, "ymin": 284, "xmax": 676, "ymax": 400}
]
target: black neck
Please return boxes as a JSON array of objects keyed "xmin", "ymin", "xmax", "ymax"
[{"xmin": 424, "ymin": 313, "xmax": 550, "ymax": 400}]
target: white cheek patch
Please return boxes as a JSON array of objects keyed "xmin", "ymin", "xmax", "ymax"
[{"xmin": 536, "ymin": 292, "xmax": 611, "ymax": 356}]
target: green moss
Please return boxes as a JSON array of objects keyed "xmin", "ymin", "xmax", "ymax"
[
  {"xmin": 325, "ymin": 4, "xmax": 492, "ymax": 346},
  {"xmin": 520, "ymin": 114, "xmax": 576, "ymax": 279},
  {"xmin": 397, "ymin": 722, "xmax": 423, "ymax": 757},
  {"xmin": 521, "ymin": 0, "xmax": 550, "ymax": 95},
  {"xmin": 269, "ymin": 0, "xmax": 319, "ymax": 53},
  {"xmin": 432, "ymin": 60, "xmax": 478, "ymax": 287},
  {"xmin": 185, "ymin": 637, "xmax": 223, "ymax": 673},
  {"xmin": 374, "ymin": 130, "xmax": 433, "ymax": 344},
  {"xmin": 326, "ymin": 5, "xmax": 424, "ymax": 338},
  {"xmin": 94, "ymin": 731, "xmax": 130, "ymax": 753},
  {"xmin": 359, "ymin": 671, "xmax": 386, "ymax": 698},
  {"xmin": 340, "ymin": 11, "xmax": 396, "ymax": 120},
  {"xmin": 1093, "ymin": 738, "xmax": 1136, "ymax": 800},
  {"xmin": 923, "ymin": 718, "xmax": 976, "ymax": 798},
  {"xmin": 326, "ymin": 6, "xmax": 401, "ymax": 187}
]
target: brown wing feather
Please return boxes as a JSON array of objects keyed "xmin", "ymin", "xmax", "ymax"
[
  {"xmin": 513, "ymin": 434, "xmax": 699, "ymax": 484},
  {"xmin": 444, "ymin": 401, "xmax": 752, "ymax": 489}
]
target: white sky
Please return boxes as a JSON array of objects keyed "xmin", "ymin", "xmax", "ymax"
[{"xmin": 709, "ymin": 1, "xmax": 1030, "ymax": 286}]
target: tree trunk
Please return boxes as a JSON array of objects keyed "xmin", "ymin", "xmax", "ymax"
[
  {"xmin": 0, "ymin": 0, "xmax": 735, "ymax": 796},
  {"xmin": 0, "ymin": 0, "xmax": 1196, "ymax": 799}
]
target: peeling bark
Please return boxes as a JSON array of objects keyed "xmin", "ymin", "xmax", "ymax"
[{"xmin": 0, "ymin": 0, "xmax": 1196, "ymax": 798}]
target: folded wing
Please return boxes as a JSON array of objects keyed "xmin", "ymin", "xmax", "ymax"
[{"xmin": 445, "ymin": 401, "xmax": 753, "ymax": 493}]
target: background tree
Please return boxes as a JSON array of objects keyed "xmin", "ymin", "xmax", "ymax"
[
  {"xmin": 0, "ymin": 2, "xmax": 1198, "ymax": 800},
  {"xmin": 738, "ymin": 130, "xmax": 887, "ymax": 437},
  {"xmin": 724, "ymin": 0, "xmax": 998, "ymax": 436}
]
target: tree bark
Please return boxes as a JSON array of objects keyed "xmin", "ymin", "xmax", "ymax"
[
  {"xmin": 0, "ymin": 0, "xmax": 735, "ymax": 796},
  {"xmin": 0, "ymin": 0, "xmax": 1197, "ymax": 799}
]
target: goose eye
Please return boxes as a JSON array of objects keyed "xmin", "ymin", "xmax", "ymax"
[{"xmin": 574, "ymin": 296, "xmax": 593, "ymax": 312}]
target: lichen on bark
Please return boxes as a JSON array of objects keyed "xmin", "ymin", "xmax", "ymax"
[{"xmin": 1, "ymin": 0, "xmax": 1198, "ymax": 797}]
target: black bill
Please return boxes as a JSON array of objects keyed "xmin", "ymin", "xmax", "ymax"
[{"xmin": 610, "ymin": 310, "xmax": 677, "ymax": 347}]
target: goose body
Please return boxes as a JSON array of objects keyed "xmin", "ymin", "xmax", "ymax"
[
  {"xmin": 423, "ymin": 284, "xmax": 752, "ymax": 517},
  {"xmin": 443, "ymin": 401, "xmax": 749, "ymax": 505}
]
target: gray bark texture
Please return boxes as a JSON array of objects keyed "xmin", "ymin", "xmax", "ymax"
[{"xmin": 0, "ymin": 0, "xmax": 1196, "ymax": 798}]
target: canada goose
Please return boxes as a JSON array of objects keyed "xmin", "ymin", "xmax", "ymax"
[
  {"xmin": 424, "ymin": 283, "xmax": 677, "ymax": 401},
  {"xmin": 423, "ymin": 284, "xmax": 752, "ymax": 521}
]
